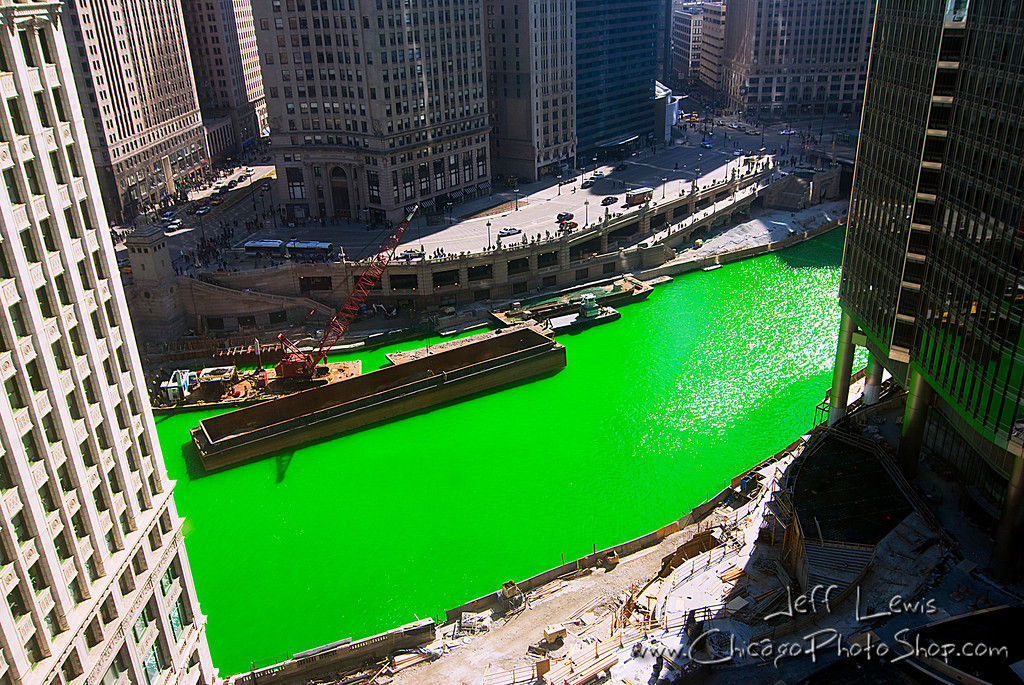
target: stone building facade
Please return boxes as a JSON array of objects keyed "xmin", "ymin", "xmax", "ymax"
[
  {"xmin": 252, "ymin": 0, "xmax": 491, "ymax": 224},
  {"xmin": 0, "ymin": 3, "xmax": 216, "ymax": 682},
  {"xmin": 484, "ymin": 0, "xmax": 576, "ymax": 183},
  {"xmin": 60, "ymin": 0, "xmax": 209, "ymax": 222}
]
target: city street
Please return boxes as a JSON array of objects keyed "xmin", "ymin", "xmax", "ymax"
[{"xmin": 126, "ymin": 114, "xmax": 859, "ymax": 271}]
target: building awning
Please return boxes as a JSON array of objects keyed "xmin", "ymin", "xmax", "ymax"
[
  {"xmin": 450, "ymin": 189, "xmax": 464, "ymax": 200},
  {"xmin": 421, "ymin": 198, "xmax": 435, "ymax": 208},
  {"xmin": 597, "ymin": 134, "xmax": 640, "ymax": 148},
  {"xmin": 477, "ymin": 181, "xmax": 490, "ymax": 191}
]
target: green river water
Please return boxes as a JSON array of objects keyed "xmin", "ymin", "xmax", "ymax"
[{"xmin": 154, "ymin": 228, "xmax": 861, "ymax": 673}]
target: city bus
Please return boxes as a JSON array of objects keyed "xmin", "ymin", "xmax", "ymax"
[
  {"xmin": 285, "ymin": 240, "xmax": 335, "ymax": 261},
  {"xmin": 625, "ymin": 187, "xmax": 654, "ymax": 206},
  {"xmin": 243, "ymin": 239, "xmax": 284, "ymax": 257}
]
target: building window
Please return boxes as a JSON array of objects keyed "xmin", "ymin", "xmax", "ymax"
[
  {"xmin": 366, "ymin": 170, "xmax": 380, "ymax": 202},
  {"xmin": 142, "ymin": 641, "xmax": 166, "ymax": 685},
  {"xmin": 286, "ymin": 168, "xmax": 305, "ymax": 199}
]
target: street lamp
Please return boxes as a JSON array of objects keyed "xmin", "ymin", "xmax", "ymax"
[
  {"xmin": 513, "ymin": 188, "xmax": 519, "ymax": 210},
  {"xmin": 584, "ymin": 199, "xmax": 590, "ymax": 225},
  {"xmin": 486, "ymin": 221, "xmax": 491, "ymax": 249},
  {"xmin": 662, "ymin": 177, "xmax": 667, "ymax": 199}
]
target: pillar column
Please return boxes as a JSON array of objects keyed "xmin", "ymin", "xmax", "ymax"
[
  {"xmin": 863, "ymin": 354, "xmax": 884, "ymax": 405},
  {"xmin": 896, "ymin": 367, "xmax": 932, "ymax": 476},
  {"xmin": 992, "ymin": 455, "xmax": 1024, "ymax": 579},
  {"xmin": 828, "ymin": 311, "xmax": 856, "ymax": 425}
]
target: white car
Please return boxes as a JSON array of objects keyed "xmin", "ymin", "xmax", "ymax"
[
  {"xmin": 498, "ymin": 227, "xmax": 521, "ymax": 237},
  {"xmin": 592, "ymin": 171, "xmax": 605, "ymax": 179},
  {"xmin": 399, "ymin": 248, "xmax": 424, "ymax": 259},
  {"xmin": 779, "ymin": 129, "xmax": 796, "ymax": 135},
  {"xmin": 164, "ymin": 219, "xmax": 182, "ymax": 230}
]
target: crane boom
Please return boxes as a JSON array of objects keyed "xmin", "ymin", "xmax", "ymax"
[{"xmin": 275, "ymin": 204, "xmax": 419, "ymax": 379}]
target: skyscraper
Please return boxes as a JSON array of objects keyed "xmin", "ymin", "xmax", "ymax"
[
  {"xmin": 252, "ymin": 0, "xmax": 491, "ymax": 224},
  {"xmin": 575, "ymin": 0, "xmax": 659, "ymax": 160},
  {"xmin": 182, "ymin": 0, "xmax": 269, "ymax": 161},
  {"xmin": 0, "ymin": 3, "xmax": 216, "ymax": 681},
  {"xmin": 671, "ymin": 5, "xmax": 702, "ymax": 88},
  {"xmin": 696, "ymin": 1, "xmax": 724, "ymax": 101},
  {"xmin": 830, "ymin": 0, "xmax": 1024, "ymax": 573},
  {"xmin": 720, "ymin": 0, "xmax": 874, "ymax": 117},
  {"xmin": 485, "ymin": 0, "xmax": 576, "ymax": 182},
  {"xmin": 60, "ymin": 0, "xmax": 210, "ymax": 222}
]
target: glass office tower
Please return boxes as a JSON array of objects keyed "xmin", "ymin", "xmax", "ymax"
[
  {"xmin": 575, "ymin": 0, "xmax": 659, "ymax": 160},
  {"xmin": 832, "ymin": 0, "xmax": 1024, "ymax": 573}
]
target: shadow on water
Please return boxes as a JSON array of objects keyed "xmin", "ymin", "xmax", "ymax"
[
  {"xmin": 181, "ymin": 442, "xmax": 210, "ymax": 481},
  {"xmin": 275, "ymin": 452, "xmax": 294, "ymax": 483},
  {"xmin": 178, "ymin": 367, "xmax": 563, "ymax": 480},
  {"xmin": 774, "ymin": 227, "xmax": 846, "ymax": 270}
]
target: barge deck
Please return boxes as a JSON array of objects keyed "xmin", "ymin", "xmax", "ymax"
[
  {"xmin": 384, "ymin": 324, "xmax": 551, "ymax": 365},
  {"xmin": 153, "ymin": 361, "xmax": 361, "ymax": 414},
  {"xmin": 191, "ymin": 327, "xmax": 566, "ymax": 471}
]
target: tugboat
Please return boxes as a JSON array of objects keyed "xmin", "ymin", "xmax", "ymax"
[{"xmin": 547, "ymin": 293, "xmax": 621, "ymax": 333}]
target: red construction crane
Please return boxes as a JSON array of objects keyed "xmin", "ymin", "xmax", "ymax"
[{"xmin": 275, "ymin": 204, "xmax": 419, "ymax": 379}]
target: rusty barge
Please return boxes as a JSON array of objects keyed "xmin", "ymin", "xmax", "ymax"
[{"xmin": 191, "ymin": 327, "xmax": 566, "ymax": 471}]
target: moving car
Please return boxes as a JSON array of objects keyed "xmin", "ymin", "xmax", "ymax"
[
  {"xmin": 195, "ymin": 206, "xmax": 211, "ymax": 215},
  {"xmin": 164, "ymin": 219, "xmax": 182, "ymax": 230},
  {"xmin": 159, "ymin": 211, "xmax": 175, "ymax": 221},
  {"xmin": 210, "ymin": 198, "xmax": 223, "ymax": 206},
  {"xmin": 560, "ymin": 221, "xmax": 578, "ymax": 230},
  {"xmin": 700, "ymin": 141, "xmax": 713, "ymax": 149},
  {"xmin": 498, "ymin": 227, "xmax": 521, "ymax": 237},
  {"xmin": 399, "ymin": 248, "xmax": 424, "ymax": 259},
  {"xmin": 581, "ymin": 179, "xmax": 595, "ymax": 189},
  {"xmin": 780, "ymin": 129, "xmax": 796, "ymax": 135},
  {"xmin": 556, "ymin": 212, "xmax": 574, "ymax": 222},
  {"xmin": 592, "ymin": 171, "xmax": 605, "ymax": 179},
  {"xmin": 601, "ymin": 196, "xmax": 618, "ymax": 206}
]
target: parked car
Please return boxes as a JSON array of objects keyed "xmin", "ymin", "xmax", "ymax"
[
  {"xmin": 227, "ymin": 179, "xmax": 238, "ymax": 189},
  {"xmin": 592, "ymin": 171, "xmax": 605, "ymax": 179},
  {"xmin": 498, "ymin": 227, "xmax": 521, "ymax": 237},
  {"xmin": 556, "ymin": 212, "xmax": 574, "ymax": 222},
  {"xmin": 581, "ymin": 179, "xmax": 595, "ymax": 189},
  {"xmin": 560, "ymin": 221, "xmax": 578, "ymax": 230},
  {"xmin": 601, "ymin": 196, "xmax": 618, "ymax": 206},
  {"xmin": 700, "ymin": 141, "xmax": 713, "ymax": 149}
]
